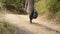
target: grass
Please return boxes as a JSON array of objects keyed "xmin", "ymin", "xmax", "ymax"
[
  {"xmin": 35, "ymin": 0, "xmax": 49, "ymax": 16},
  {"xmin": 55, "ymin": 10, "xmax": 60, "ymax": 19},
  {"xmin": 0, "ymin": 20, "xmax": 18, "ymax": 34},
  {"xmin": 35, "ymin": 0, "xmax": 60, "ymax": 19},
  {"xmin": 35, "ymin": 0, "xmax": 60, "ymax": 23}
]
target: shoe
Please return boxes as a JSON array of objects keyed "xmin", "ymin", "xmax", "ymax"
[{"xmin": 30, "ymin": 20, "xmax": 32, "ymax": 23}]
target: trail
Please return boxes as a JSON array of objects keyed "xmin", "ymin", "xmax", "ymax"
[{"xmin": 3, "ymin": 14, "xmax": 60, "ymax": 34}]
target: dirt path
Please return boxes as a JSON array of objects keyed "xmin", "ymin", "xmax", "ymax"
[{"xmin": 3, "ymin": 14, "xmax": 60, "ymax": 34}]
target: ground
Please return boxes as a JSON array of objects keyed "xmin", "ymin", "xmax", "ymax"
[{"xmin": 1, "ymin": 13, "xmax": 60, "ymax": 34}]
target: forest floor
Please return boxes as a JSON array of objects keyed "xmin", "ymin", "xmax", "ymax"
[{"xmin": 1, "ymin": 13, "xmax": 59, "ymax": 34}]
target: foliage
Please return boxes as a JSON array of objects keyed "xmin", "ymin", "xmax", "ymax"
[
  {"xmin": 34, "ymin": 0, "xmax": 41, "ymax": 3},
  {"xmin": 1, "ymin": 0, "xmax": 26, "ymax": 14},
  {"xmin": 35, "ymin": 0, "xmax": 60, "ymax": 19},
  {"xmin": 0, "ymin": 21, "xmax": 17, "ymax": 34}
]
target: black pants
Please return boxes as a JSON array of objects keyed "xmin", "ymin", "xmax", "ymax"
[
  {"xmin": 29, "ymin": 14, "xmax": 33, "ymax": 23},
  {"xmin": 29, "ymin": 10, "xmax": 34, "ymax": 23}
]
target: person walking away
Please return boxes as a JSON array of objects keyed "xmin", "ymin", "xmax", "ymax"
[{"xmin": 29, "ymin": 9, "xmax": 38, "ymax": 23}]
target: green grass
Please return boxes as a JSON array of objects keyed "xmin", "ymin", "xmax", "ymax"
[
  {"xmin": 0, "ymin": 21, "xmax": 18, "ymax": 34},
  {"xmin": 35, "ymin": 0, "xmax": 60, "ymax": 20},
  {"xmin": 35, "ymin": 0, "xmax": 49, "ymax": 16},
  {"xmin": 55, "ymin": 10, "xmax": 60, "ymax": 19}
]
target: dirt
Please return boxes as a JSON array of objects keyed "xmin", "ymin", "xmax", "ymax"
[{"xmin": 1, "ymin": 13, "xmax": 60, "ymax": 34}]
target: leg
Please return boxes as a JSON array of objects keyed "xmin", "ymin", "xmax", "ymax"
[
  {"xmin": 30, "ymin": 18, "xmax": 33, "ymax": 23},
  {"xmin": 29, "ymin": 15, "xmax": 33, "ymax": 23},
  {"xmin": 29, "ymin": 12, "xmax": 33, "ymax": 23}
]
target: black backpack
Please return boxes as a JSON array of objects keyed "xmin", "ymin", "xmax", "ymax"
[{"xmin": 33, "ymin": 10, "xmax": 38, "ymax": 19}]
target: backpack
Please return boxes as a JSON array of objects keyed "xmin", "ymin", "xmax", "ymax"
[{"xmin": 33, "ymin": 10, "xmax": 38, "ymax": 19}]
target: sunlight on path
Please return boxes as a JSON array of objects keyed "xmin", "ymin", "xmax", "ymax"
[{"xmin": 4, "ymin": 14, "xmax": 60, "ymax": 34}]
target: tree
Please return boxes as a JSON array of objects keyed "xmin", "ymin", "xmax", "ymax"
[
  {"xmin": 26, "ymin": 0, "xmax": 34, "ymax": 14},
  {"xmin": 2, "ymin": 0, "xmax": 26, "ymax": 14}
]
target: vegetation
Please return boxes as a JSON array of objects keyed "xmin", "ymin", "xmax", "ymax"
[
  {"xmin": 35, "ymin": 0, "xmax": 60, "ymax": 20},
  {"xmin": 0, "ymin": 0, "xmax": 60, "ymax": 20},
  {"xmin": 0, "ymin": 18, "xmax": 21, "ymax": 34},
  {"xmin": 0, "ymin": 13, "xmax": 19, "ymax": 34},
  {"xmin": 1, "ymin": 0, "xmax": 26, "ymax": 14},
  {"xmin": 0, "ymin": 0, "xmax": 60, "ymax": 34}
]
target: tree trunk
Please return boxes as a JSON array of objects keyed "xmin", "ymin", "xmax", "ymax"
[
  {"xmin": 26, "ymin": 0, "xmax": 34, "ymax": 14},
  {"xmin": 25, "ymin": 0, "xmax": 28, "ymax": 10}
]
